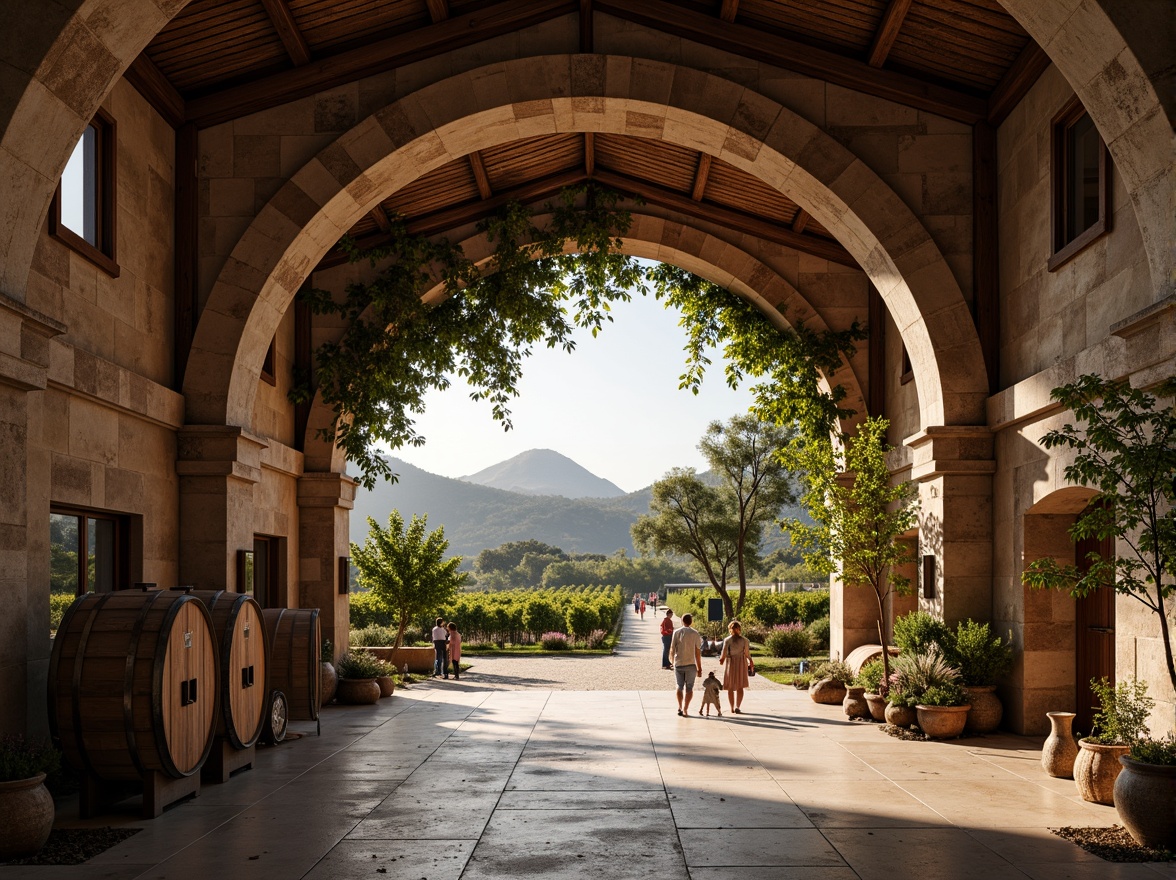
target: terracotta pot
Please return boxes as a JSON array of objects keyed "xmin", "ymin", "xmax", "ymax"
[
  {"xmin": 1075, "ymin": 739, "xmax": 1130, "ymax": 805},
  {"xmin": 376, "ymin": 675, "xmax": 395, "ymax": 698},
  {"xmin": 320, "ymin": 661, "xmax": 338, "ymax": 706},
  {"xmin": 810, "ymin": 678, "xmax": 847, "ymax": 705},
  {"xmin": 864, "ymin": 693, "xmax": 888, "ymax": 722},
  {"xmin": 1041, "ymin": 712, "xmax": 1079, "ymax": 778},
  {"xmin": 843, "ymin": 686, "xmax": 870, "ymax": 719},
  {"xmin": 885, "ymin": 703, "xmax": 918, "ymax": 728},
  {"xmin": 916, "ymin": 704, "xmax": 971, "ymax": 739},
  {"xmin": 0, "ymin": 773, "xmax": 54, "ymax": 860},
  {"xmin": 335, "ymin": 678, "xmax": 381, "ymax": 705},
  {"xmin": 1114, "ymin": 756, "xmax": 1176, "ymax": 848},
  {"xmin": 963, "ymin": 685, "xmax": 1002, "ymax": 734}
]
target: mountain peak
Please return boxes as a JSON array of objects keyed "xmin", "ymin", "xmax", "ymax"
[{"xmin": 460, "ymin": 449, "xmax": 626, "ymax": 499}]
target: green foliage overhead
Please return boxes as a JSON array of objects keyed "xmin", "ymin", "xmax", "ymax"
[
  {"xmin": 1021, "ymin": 375, "xmax": 1176, "ymax": 692},
  {"xmin": 350, "ymin": 510, "xmax": 467, "ymax": 648},
  {"xmin": 297, "ymin": 186, "xmax": 866, "ymax": 489}
]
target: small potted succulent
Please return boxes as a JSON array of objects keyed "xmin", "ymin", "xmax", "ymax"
[
  {"xmin": 0, "ymin": 735, "xmax": 60, "ymax": 860},
  {"xmin": 320, "ymin": 638, "xmax": 338, "ymax": 706},
  {"xmin": 335, "ymin": 652, "xmax": 385, "ymax": 705},
  {"xmin": 1076, "ymin": 677, "xmax": 1150, "ymax": 805},
  {"xmin": 1115, "ymin": 735, "xmax": 1176, "ymax": 848},
  {"xmin": 948, "ymin": 620, "xmax": 1013, "ymax": 734},
  {"xmin": 855, "ymin": 658, "xmax": 887, "ymax": 722},
  {"xmin": 809, "ymin": 660, "xmax": 854, "ymax": 705}
]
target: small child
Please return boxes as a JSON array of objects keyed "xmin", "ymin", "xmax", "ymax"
[{"xmin": 699, "ymin": 670, "xmax": 723, "ymax": 717}]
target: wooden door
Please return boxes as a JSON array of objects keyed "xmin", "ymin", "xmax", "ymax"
[{"xmin": 1074, "ymin": 531, "xmax": 1115, "ymax": 735}]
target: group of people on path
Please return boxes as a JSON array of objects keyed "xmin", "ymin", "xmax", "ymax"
[
  {"xmin": 661, "ymin": 607, "xmax": 755, "ymax": 716},
  {"xmin": 632, "ymin": 591, "xmax": 659, "ymax": 620},
  {"xmin": 430, "ymin": 618, "xmax": 462, "ymax": 679}
]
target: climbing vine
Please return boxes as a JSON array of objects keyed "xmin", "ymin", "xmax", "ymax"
[{"xmin": 294, "ymin": 185, "xmax": 865, "ymax": 489}]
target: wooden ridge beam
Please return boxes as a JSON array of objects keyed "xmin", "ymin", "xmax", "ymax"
[
  {"xmin": 718, "ymin": 0, "xmax": 739, "ymax": 24},
  {"xmin": 987, "ymin": 41, "xmax": 1050, "ymax": 125},
  {"xmin": 425, "ymin": 0, "xmax": 450, "ymax": 23},
  {"xmin": 591, "ymin": 168, "xmax": 858, "ymax": 267},
  {"xmin": 579, "ymin": 0, "xmax": 593, "ymax": 52},
  {"xmin": 369, "ymin": 204, "xmax": 393, "ymax": 232},
  {"xmin": 584, "ymin": 133, "xmax": 595, "ymax": 177},
  {"xmin": 259, "ymin": 0, "xmax": 312, "ymax": 66},
  {"xmin": 594, "ymin": 0, "xmax": 986, "ymax": 124},
  {"xmin": 469, "ymin": 151, "xmax": 493, "ymax": 199},
  {"xmin": 125, "ymin": 54, "xmax": 186, "ymax": 128},
  {"xmin": 867, "ymin": 0, "xmax": 912, "ymax": 68},
  {"xmin": 188, "ymin": 0, "xmax": 577, "ymax": 128},
  {"xmin": 791, "ymin": 209, "xmax": 809, "ymax": 234},
  {"xmin": 690, "ymin": 153, "xmax": 712, "ymax": 201}
]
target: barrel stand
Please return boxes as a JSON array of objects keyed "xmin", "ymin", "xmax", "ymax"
[
  {"xmin": 201, "ymin": 740, "xmax": 255, "ymax": 784},
  {"xmin": 80, "ymin": 771, "xmax": 201, "ymax": 819}
]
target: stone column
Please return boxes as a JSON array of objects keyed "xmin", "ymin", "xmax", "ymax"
[
  {"xmin": 176, "ymin": 426, "xmax": 266, "ymax": 590},
  {"xmin": 0, "ymin": 294, "xmax": 64, "ymax": 734},
  {"xmin": 297, "ymin": 472, "xmax": 355, "ymax": 661},
  {"xmin": 907, "ymin": 426, "xmax": 996, "ymax": 628}
]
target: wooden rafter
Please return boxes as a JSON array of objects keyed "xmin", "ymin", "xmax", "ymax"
[
  {"xmin": 425, "ymin": 0, "xmax": 450, "ymax": 23},
  {"xmin": 580, "ymin": 0, "xmax": 593, "ymax": 53},
  {"xmin": 690, "ymin": 154, "xmax": 712, "ymax": 201},
  {"xmin": 187, "ymin": 0, "xmax": 577, "ymax": 127},
  {"xmin": 124, "ymin": 54, "xmax": 186, "ymax": 128},
  {"xmin": 718, "ymin": 0, "xmax": 738, "ymax": 23},
  {"xmin": 259, "ymin": 0, "xmax": 312, "ymax": 66},
  {"xmin": 987, "ymin": 41, "xmax": 1051, "ymax": 125},
  {"xmin": 594, "ymin": 0, "xmax": 986, "ymax": 124},
  {"xmin": 468, "ymin": 151, "xmax": 493, "ymax": 199},
  {"xmin": 867, "ymin": 0, "xmax": 912, "ymax": 68},
  {"xmin": 791, "ymin": 209, "xmax": 809, "ymax": 234},
  {"xmin": 369, "ymin": 204, "xmax": 393, "ymax": 232},
  {"xmin": 584, "ymin": 133, "xmax": 595, "ymax": 177}
]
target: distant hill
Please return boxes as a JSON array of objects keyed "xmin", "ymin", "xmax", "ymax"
[
  {"xmin": 350, "ymin": 455, "xmax": 810, "ymax": 564},
  {"xmin": 460, "ymin": 448, "xmax": 626, "ymax": 498}
]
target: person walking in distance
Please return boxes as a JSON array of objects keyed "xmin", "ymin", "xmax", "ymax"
[
  {"xmin": 431, "ymin": 617, "xmax": 448, "ymax": 677},
  {"xmin": 659, "ymin": 608, "xmax": 675, "ymax": 669},
  {"xmin": 669, "ymin": 613, "xmax": 703, "ymax": 717},
  {"xmin": 639, "ymin": 598, "xmax": 646, "ymax": 620}
]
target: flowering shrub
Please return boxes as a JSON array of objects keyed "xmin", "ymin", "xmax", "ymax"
[
  {"xmin": 540, "ymin": 632, "xmax": 570, "ymax": 650},
  {"xmin": 764, "ymin": 623, "xmax": 815, "ymax": 658},
  {"xmin": 584, "ymin": 629, "xmax": 608, "ymax": 649}
]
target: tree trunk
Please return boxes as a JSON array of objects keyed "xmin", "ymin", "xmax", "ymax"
[
  {"xmin": 1155, "ymin": 580, "xmax": 1176, "ymax": 696},
  {"xmin": 394, "ymin": 616, "xmax": 408, "ymax": 650}
]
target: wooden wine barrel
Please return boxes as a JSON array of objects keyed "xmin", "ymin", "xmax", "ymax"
[
  {"xmin": 261, "ymin": 608, "xmax": 321, "ymax": 722},
  {"xmin": 171, "ymin": 589, "xmax": 269, "ymax": 749},
  {"xmin": 48, "ymin": 590, "xmax": 218, "ymax": 781}
]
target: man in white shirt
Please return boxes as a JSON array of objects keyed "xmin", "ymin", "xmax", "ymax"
[
  {"xmin": 668, "ymin": 613, "xmax": 703, "ymax": 717},
  {"xmin": 431, "ymin": 617, "xmax": 448, "ymax": 677}
]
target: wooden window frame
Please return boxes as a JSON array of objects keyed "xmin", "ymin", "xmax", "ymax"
[
  {"xmin": 49, "ymin": 108, "xmax": 119, "ymax": 278},
  {"xmin": 1048, "ymin": 97, "xmax": 1110, "ymax": 272},
  {"xmin": 50, "ymin": 505, "xmax": 130, "ymax": 595}
]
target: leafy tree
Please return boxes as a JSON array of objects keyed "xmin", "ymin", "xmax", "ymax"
[
  {"xmin": 475, "ymin": 540, "xmax": 566, "ymax": 575},
  {"xmin": 1021, "ymin": 375, "xmax": 1176, "ymax": 692},
  {"xmin": 351, "ymin": 511, "xmax": 467, "ymax": 648},
  {"xmin": 515, "ymin": 552, "xmax": 564, "ymax": 586},
  {"xmin": 784, "ymin": 416, "xmax": 918, "ymax": 687}
]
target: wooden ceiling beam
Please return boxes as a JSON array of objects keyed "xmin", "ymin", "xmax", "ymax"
[
  {"xmin": 425, "ymin": 0, "xmax": 450, "ymax": 23},
  {"xmin": 592, "ymin": 169, "xmax": 858, "ymax": 267},
  {"xmin": 595, "ymin": 0, "xmax": 987, "ymax": 124},
  {"xmin": 259, "ymin": 0, "xmax": 312, "ymax": 66},
  {"xmin": 124, "ymin": 54, "xmax": 186, "ymax": 128},
  {"xmin": 986, "ymin": 41, "xmax": 1051, "ymax": 125},
  {"xmin": 468, "ymin": 151, "xmax": 493, "ymax": 199},
  {"xmin": 791, "ymin": 209, "xmax": 809, "ymax": 234},
  {"xmin": 580, "ymin": 0, "xmax": 593, "ymax": 52},
  {"xmin": 584, "ymin": 133, "xmax": 595, "ymax": 177},
  {"xmin": 690, "ymin": 153, "xmax": 712, "ymax": 201},
  {"xmin": 369, "ymin": 204, "xmax": 393, "ymax": 232},
  {"xmin": 867, "ymin": 0, "xmax": 912, "ymax": 68},
  {"xmin": 188, "ymin": 0, "xmax": 577, "ymax": 127},
  {"xmin": 718, "ymin": 0, "xmax": 739, "ymax": 23}
]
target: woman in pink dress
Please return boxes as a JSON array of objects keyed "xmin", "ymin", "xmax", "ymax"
[
  {"xmin": 446, "ymin": 622, "xmax": 462, "ymax": 680},
  {"xmin": 719, "ymin": 620, "xmax": 754, "ymax": 713}
]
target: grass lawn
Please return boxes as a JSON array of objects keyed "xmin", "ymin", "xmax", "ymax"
[
  {"xmin": 460, "ymin": 642, "xmax": 614, "ymax": 656},
  {"xmin": 749, "ymin": 653, "xmax": 827, "ymax": 686}
]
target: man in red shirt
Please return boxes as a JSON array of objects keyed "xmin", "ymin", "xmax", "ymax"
[{"xmin": 659, "ymin": 607, "xmax": 675, "ymax": 669}]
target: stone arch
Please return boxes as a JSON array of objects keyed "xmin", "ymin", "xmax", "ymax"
[
  {"xmin": 188, "ymin": 55, "xmax": 979, "ymax": 440},
  {"xmin": 999, "ymin": 0, "xmax": 1175, "ymax": 298},
  {"xmin": 299, "ymin": 211, "xmax": 872, "ymax": 465}
]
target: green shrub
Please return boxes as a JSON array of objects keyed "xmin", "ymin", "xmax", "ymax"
[
  {"xmin": 807, "ymin": 616, "xmax": 830, "ymax": 650},
  {"xmin": 349, "ymin": 591, "xmax": 392, "ymax": 628},
  {"xmin": 742, "ymin": 622, "xmax": 769, "ymax": 644},
  {"xmin": 949, "ymin": 620, "xmax": 1013, "ymax": 685},
  {"xmin": 890, "ymin": 646, "xmax": 960, "ymax": 705},
  {"xmin": 855, "ymin": 658, "xmax": 885, "ymax": 694},
  {"xmin": 813, "ymin": 660, "xmax": 855, "ymax": 686},
  {"xmin": 337, "ymin": 651, "xmax": 388, "ymax": 679},
  {"xmin": 793, "ymin": 673, "xmax": 814, "ymax": 689},
  {"xmin": 0, "ymin": 735, "xmax": 60, "ymax": 782},
  {"xmin": 584, "ymin": 629, "xmax": 608, "ymax": 649},
  {"xmin": 540, "ymin": 632, "xmax": 569, "ymax": 650},
  {"xmin": 49, "ymin": 593, "xmax": 74, "ymax": 633},
  {"xmin": 917, "ymin": 682, "xmax": 968, "ymax": 707},
  {"xmin": 349, "ymin": 624, "xmax": 398, "ymax": 647},
  {"xmin": 1089, "ymin": 677, "xmax": 1152, "ymax": 745},
  {"xmin": 893, "ymin": 611, "xmax": 951, "ymax": 655},
  {"xmin": 1131, "ymin": 736, "xmax": 1176, "ymax": 765},
  {"xmin": 764, "ymin": 624, "xmax": 814, "ymax": 658}
]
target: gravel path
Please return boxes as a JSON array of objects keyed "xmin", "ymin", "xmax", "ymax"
[{"xmin": 421, "ymin": 605, "xmax": 786, "ymax": 692}]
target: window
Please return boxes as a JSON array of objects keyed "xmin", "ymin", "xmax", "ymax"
[
  {"xmin": 50, "ymin": 109, "xmax": 119, "ymax": 277},
  {"xmin": 260, "ymin": 337, "xmax": 276, "ymax": 386},
  {"xmin": 1049, "ymin": 98, "xmax": 1110, "ymax": 271},
  {"xmin": 900, "ymin": 344, "xmax": 913, "ymax": 385},
  {"xmin": 49, "ymin": 508, "xmax": 129, "ymax": 597}
]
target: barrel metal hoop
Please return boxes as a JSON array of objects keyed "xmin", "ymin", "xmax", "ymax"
[
  {"xmin": 307, "ymin": 610, "xmax": 320, "ymax": 721},
  {"xmin": 124, "ymin": 589, "xmax": 167, "ymax": 779},
  {"xmin": 220, "ymin": 596, "xmax": 244, "ymax": 748},
  {"xmin": 70, "ymin": 592, "xmax": 116, "ymax": 780}
]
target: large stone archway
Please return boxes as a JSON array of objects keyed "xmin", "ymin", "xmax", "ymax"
[{"xmin": 185, "ymin": 55, "xmax": 982, "ymax": 439}]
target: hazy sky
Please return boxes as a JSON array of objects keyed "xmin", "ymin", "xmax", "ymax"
[{"xmin": 384, "ymin": 288, "xmax": 757, "ymax": 493}]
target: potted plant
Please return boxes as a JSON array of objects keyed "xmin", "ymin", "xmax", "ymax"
[
  {"xmin": 948, "ymin": 620, "xmax": 1013, "ymax": 734},
  {"xmin": 855, "ymin": 658, "xmax": 887, "ymax": 722},
  {"xmin": 884, "ymin": 685, "xmax": 919, "ymax": 729},
  {"xmin": 1075, "ymin": 677, "xmax": 1151, "ymax": 805},
  {"xmin": 0, "ymin": 735, "xmax": 60, "ymax": 860},
  {"xmin": 893, "ymin": 647, "xmax": 970, "ymax": 738},
  {"xmin": 335, "ymin": 652, "xmax": 384, "ymax": 705},
  {"xmin": 809, "ymin": 660, "xmax": 854, "ymax": 705},
  {"xmin": 1115, "ymin": 735, "xmax": 1176, "ymax": 848},
  {"xmin": 320, "ymin": 638, "xmax": 338, "ymax": 706},
  {"xmin": 373, "ymin": 658, "xmax": 396, "ymax": 698}
]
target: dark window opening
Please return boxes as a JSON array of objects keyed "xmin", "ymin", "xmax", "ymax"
[
  {"xmin": 50, "ymin": 109, "xmax": 119, "ymax": 277},
  {"xmin": 50, "ymin": 507, "xmax": 129, "ymax": 597},
  {"xmin": 1049, "ymin": 98, "xmax": 1110, "ymax": 271},
  {"xmin": 260, "ymin": 337, "xmax": 276, "ymax": 386},
  {"xmin": 900, "ymin": 344, "xmax": 913, "ymax": 385}
]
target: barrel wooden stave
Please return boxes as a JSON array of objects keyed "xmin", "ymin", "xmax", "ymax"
[{"xmin": 261, "ymin": 608, "xmax": 320, "ymax": 722}]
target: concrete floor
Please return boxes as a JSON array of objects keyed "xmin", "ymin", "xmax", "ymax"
[{"xmin": 1, "ymin": 617, "xmax": 1160, "ymax": 879}]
